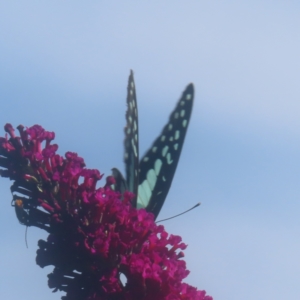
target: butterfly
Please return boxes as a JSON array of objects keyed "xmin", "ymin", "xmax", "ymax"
[{"xmin": 112, "ymin": 71, "xmax": 194, "ymax": 220}]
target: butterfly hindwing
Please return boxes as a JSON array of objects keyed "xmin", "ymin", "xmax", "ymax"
[
  {"xmin": 137, "ymin": 83, "xmax": 194, "ymax": 218},
  {"xmin": 123, "ymin": 70, "xmax": 139, "ymax": 206},
  {"xmin": 111, "ymin": 168, "xmax": 127, "ymax": 196}
]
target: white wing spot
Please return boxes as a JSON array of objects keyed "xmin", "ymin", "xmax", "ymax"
[
  {"xmin": 143, "ymin": 156, "xmax": 149, "ymax": 162},
  {"xmin": 130, "ymin": 89, "xmax": 133, "ymax": 95},
  {"xmin": 132, "ymin": 100, "xmax": 135, "ymax": 107},
  {"xmin": 137, "ymin": 195, "xmax": 143, "ymax": 208},
  {"xmin": 127, "ymin": 128, "xmax": 131, "ymax": 134},
  {"xmin": 129, "ymin": 102, "xmax": 133, "ymax": 109},
  {"xmin": 162, "ymin": 146, "xmax": 169, "ymax": 157},
  {"xmin": 157, "ymin": 191, "xmax": 162, "ymax": 195},
  {"xmin": 147, "ymin": 169, "xmax": 157, "ymax": 190},
  {"xmin": 142, "ymin": 180, "xmax": 152, "ymax": 200},
  {"xmin": 152, "ymin": 146, "xmax": 157, "ymax": 153},
  {"xmin": 162, "ymin": 176, "xmax": 166, "ymax": 182},
  {"xmin": 129, "ymin": 116, "xmax": 133, "ymax": 124},
  {"xmin": 174, "ymin": 112, "xmax": 179, "ymax": 119},
  {"xmin": 137, "ymin": 186, "xmax": 146, "ymax": 208},
  {"xmin": 174, "ymin": 143, "xmax": 179, "ymax": 150},
  {"xmin": 124, "ymin": 152, "xmax": 129, "ymax": 159},
  {"xmin": 186, "ymin": 94, "xmax": 192, "ymax": 100},
  {"xmin": 166, "ymin": 153, "xmax": 173, "ymax": 164},
  {"xmin": 131, "ymin": 81, "xmax": 134, "ymax": 88},
  {"xmin": 175, "ymin": 130, "xmax": 180, "ymax": 140},
  {"xmin": 133, "ymin": 121, "xmax": 137, "ymax": 132},
  {"xmin": 182, "ymin": 119, "xmax": 187, "ymax": 128},
  {"xmin": 180, "ymin": 109, "xmax": 185, "ymax": 117},
  {"xmin": 169, "ymin": 136, "xmax": 173, "ymax": 142},
  {"xmin": 134, "ymin": 134, "xmax": 138, "ymax": 141},
  {"xmin": 168, "ymin": 124, "xmax": 173, "ymax": 131},
  {"xmin": 161, "ymin": 135, "xmax": 166, "ymax": 142},
  {"xmin": 180, "ymin": 101, "xmax": 185, "ymax": 106},
  {"xmin": 154, "ymin": 159, "xmax": 162, "ymax": 176}
]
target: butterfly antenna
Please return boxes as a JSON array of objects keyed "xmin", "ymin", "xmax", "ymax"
[
  {"xmin": 25, "ymin": 226, "xmax": 28, "ymax": 248},
  {"xmin": 156, "ymin": 202, "xmax": 201, "ymax": 223}
]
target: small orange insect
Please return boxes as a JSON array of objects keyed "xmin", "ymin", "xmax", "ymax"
[{"xmin": 12, "ymin": 198, "xmax": 29, "ymax": 247}]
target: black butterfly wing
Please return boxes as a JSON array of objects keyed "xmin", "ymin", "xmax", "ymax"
[
  {"xmin": 111, "ymin": 168, "xmax": 127, "ymax": 196},
  {"xmin": 123, "ymin": 70, "xmax": 139, "ymax": 206},
  {"xmin": 137, "ymin": 83, "xmax": 194, "ymax": 219}
]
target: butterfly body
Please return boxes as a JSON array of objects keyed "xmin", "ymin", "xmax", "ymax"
[{"xmin": 113, "ymin": 71, "xmax": 194, "ymax": 219}]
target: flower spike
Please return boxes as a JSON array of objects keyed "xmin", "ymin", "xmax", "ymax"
[{"xmin": 0, "ymin": 123, "xmax": 212, "ymax": 300}]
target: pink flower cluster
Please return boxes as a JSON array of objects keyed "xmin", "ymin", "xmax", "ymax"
[{"xmin": 0, "ymin": 124, "xmax": 212, "ymax": 300}]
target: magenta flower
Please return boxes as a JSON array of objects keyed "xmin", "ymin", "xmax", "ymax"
[{"xmin": 0, "ymin": 124, "xmax": 212, "ymax": 300}]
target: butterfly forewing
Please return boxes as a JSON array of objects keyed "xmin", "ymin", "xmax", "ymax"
[
  {"xmin": 137, "ymin": 84, "xmax": 194, "ymax": 218},
  {"xmin": 124, "ymin": 70, "xmax": 139, "ymax": 206}
]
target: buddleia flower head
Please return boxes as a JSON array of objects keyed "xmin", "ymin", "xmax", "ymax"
[{"xmin": 0, "ymin": 123, "xmax": 212, "ymax": 300}]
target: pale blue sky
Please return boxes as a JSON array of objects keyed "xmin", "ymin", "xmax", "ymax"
[{"xmin": 0, "ymin": 1, "xmax": 300, "ymax": 300}]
